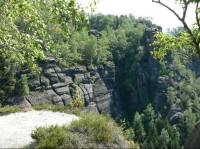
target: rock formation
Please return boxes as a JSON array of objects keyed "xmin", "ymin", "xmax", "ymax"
[{"xmin": 3, "ymin": 59, "xmax": 120, "ymax": 117}]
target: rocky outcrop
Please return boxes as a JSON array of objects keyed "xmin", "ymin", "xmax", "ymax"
[
  {"xmin": 88, "ymin": 29, "xmax": 102, "ymax": 39},
  {"xmin": 4, "ymin": 64, "xmax": 120, "ymax": 116},
  {"xmin": 154, "ymin": 76, "xmax": 172, "ymax": 115},
  {"xmin": 3, "ymin": 96, "xmax": 31, "ymax": 108}
]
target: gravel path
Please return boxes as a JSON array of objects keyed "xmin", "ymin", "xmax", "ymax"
[{"xmin": 0, "ymin": 110, "xmax": 79, "ymax": 148}]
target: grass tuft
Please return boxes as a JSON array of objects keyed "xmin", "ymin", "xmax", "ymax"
[{"xmin": 0, "ymin": 106, "xmax": 22, "ymax": 116}]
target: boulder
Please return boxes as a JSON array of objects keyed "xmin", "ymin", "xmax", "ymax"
[
  {"xmin": 79, "ymin": 84, "xmax": 94, "ymax": 105},
  {"xmin": 83, "ymin": 102, "xmax": 99, "ymax": 113},
  {"xmin": 84, "ymin": 84, "xmax": 94, "ymax": 99},
  {"xmin": 43, "ymin": 68, "xmax": 55, "ymax": 77},
  {"xmin": 61, "ymin": 94, "xmax": 72, "ymax": 106},
  {"xmin": 29, "ymin": 79, "xmax": 40, "ymax": 91},
  {"xmin": 3, "ymin": 97, "xmax": 31, "ymax": 108},
  {"xmin": 54, "ymin": 86, "xmax": 70, "ymax": 96},
  {"xmin": 88, "ymin": 30, "xmax": 102, "ymax": 39},
  {"xmin": 49, "ymin": 76, "xmax": 60, "ymax": 85},
  {"xmin": 79, "ymin": 85, "xmax": 90, "ymax": 105},
  {"xmin": 57, "ymin": 73, "xmax": 73, "ymax": 84},
  {"xmin": 62, "ymin": 66, "xmax": 87, "ymax": 75},
  {"xmin": 168, "ymin": 104, "xmax": 183, "ymax": 118},
  {"xmin": 38, "ymin": 56, "xmax": 57, "ymax": 66},
  {"xmin": 27, "ymin": 90, "xmax": 63, "ymax": 106},
  {"xmin": 54, "ymin": 66, "xmax": 62, "ymax": 73},
  {"xmin": 52, "ymin": 96, "xmax": 64, "ymax": 105},
  {"xmin": 40, "ymin": 76, "xmax": 50, "ymax": 87},
  {"xmin": 94, "ymin": 78, "xmax": 110, "ymax": 97},
  {"xmin": 97, "ymin": 100, "xmax": 111, "ymax": 114},
  {"xmin": 52, "ymin": 83, "xmax": 68, "ymax": 89},
  {"xmin": 170, "ymin": 112, "xmax": 183, "ymax": 125},
  {"xmin": 74, "ymin": 74, "xmax": 86, "ymax": 83},
  {"xmin": 93, "ymin": 78, "xmax": 114, "ymax": 114}
]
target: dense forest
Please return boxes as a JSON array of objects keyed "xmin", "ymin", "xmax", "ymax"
[{"xmin": 1, "ymin": 0, "xmax": 200, "ymax": 148}]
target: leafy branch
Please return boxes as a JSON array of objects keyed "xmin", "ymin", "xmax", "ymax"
[{"xmin": 152, "ymin": 0, "xmax": 200, "ymax": 57}]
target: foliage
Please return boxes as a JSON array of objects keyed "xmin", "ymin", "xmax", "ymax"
[
  {"xmin": 1, "ymin": 2, "xmax": 199, "ymax": 148},
  {"xmin": 149, "ymin": 1, "xmax": 200, "ymax": 144},
  {"xmin": 131, "ymin": 104, "xmax": 182, "ymax": 149},
  {"xmin": 69, "ymin": 99, "xmax": 84, "ymax": 109},
  {"xmin": 133, "ymin": 112, "xmax": 146, "ymax": 143},
  {"xmin": 152, "ymin": 0, "xmax": 200, "ymax": 58},
  {"xmin": 69, "ymin": 112, "xmax": 115, "ymax": 143},
  {"xmin": 150, "ymin": 31, "xmax": 194, "ymax": 62},
  {"xmin": 119, "ymin": 117, "xmax": 135, "ymax": 141},
  {"xmin": 14, "ymin": 74, "xmax": 29, "ymax": 96},
  {"xmin": 69, "ymin": 87, "xmax": 84, "ymax": 109},
  {"xmin": 31, "ymin": 125, "xmax": 68, "ymax": 148},
  {"xmin": 57, "ymin": 28, "xmax": 112, "ymax": 66},
  {"xmin": 31, "ymin": 112, "xmax": 128, "ymax": 148},
  {"xmin": 0, "ymin": 0, "xmax": 90, "ymax": 99}
]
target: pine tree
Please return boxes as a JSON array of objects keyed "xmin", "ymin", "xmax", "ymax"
[
  {"xmin": 159, "ymin": 128, "xmax": 170, "ymax": 149},
  {"xmin": 133, "ymin": 112, "xmax": 146, "ymax": 143}
]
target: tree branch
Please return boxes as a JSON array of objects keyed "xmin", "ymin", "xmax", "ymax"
[
  {"xmin": 152, "ymin": 0, "xmax": 182, "ymax": 21},
  {"xmin": 182, "ymin": 1, "xmax": 188, "ymax": 21},
  {"xmin": 152, "ymin": 0, "xmax": 200, "ymax": 58},
  {"xmin": 195, "ymin": 2, "xmax": 200, "ymax": 31}
]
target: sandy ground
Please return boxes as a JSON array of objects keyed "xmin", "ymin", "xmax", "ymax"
[{"xmin": 0, "ymin": 110, "xmax": 79, "ymax": 148}]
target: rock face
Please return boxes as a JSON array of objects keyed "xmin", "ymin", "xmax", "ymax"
[
  {"xmin": 4, "ymin": 64, "xmax": 119, "ymax": 116},
  {"xmin": 184, "ymin": 121, "xmax": 200, "ymax": 149},
  {"xmin": 154, "ymin": 76, "xmax": 168, "ymax": 112}
]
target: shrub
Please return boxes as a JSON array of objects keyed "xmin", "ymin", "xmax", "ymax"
[
  {"xmin": 31, "ymin": 125, "xmax": 68, "ymax": 148},
  {"xmin": 69, "ymin": 112, "xmax": 115, "ymax": 143},
  {"xmin": 69, "ymin": 99, "xmax": 84, "ymax": 109},
  {"xmin": 15, "ymin": 74, "xmax": 29, "ymax": 96},
  {"xmin": 31, "ymin": 112, "xmax": 126, "ymax": 148},
  {"xmin": 69, "ymin": 86, "xmax": 84, "ymax": 109}
]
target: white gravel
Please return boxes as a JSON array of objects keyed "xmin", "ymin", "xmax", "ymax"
[{"xmin": 0, "ymin": 110, "xmax": 79, "ymax": 148}]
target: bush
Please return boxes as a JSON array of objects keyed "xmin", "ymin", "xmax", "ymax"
[
  {"xmin": 31, "ymin": 112, "xmax": 127, "ymax": 148},
  {"xmin": 69, "ymin": 112, "xmax": 115, "ymax": 143},
  {"xmin": 31, "ymin": 125, "xmax": 68, "ymax": 148},
  {"xmin": 69, "ymin": 86, "xmax": 84, "ymax": 109},
  {"xmin": 69, "ymin": 99, "xmax": 84, "ymax": 109},
  {"xmin": 15, "ymin": 74, "xmax": 29, "ymax": 96}
]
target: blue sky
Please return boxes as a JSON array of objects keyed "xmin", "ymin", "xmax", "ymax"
[{"xmin": 77, "ymin": 0, "xmax": 195, "ymax": 31}]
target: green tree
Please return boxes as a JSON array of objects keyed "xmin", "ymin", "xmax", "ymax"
[
  {"xmin": 15, "ymin": 74, "xmax": 29, "ymax": 96},
  {"xmin": 158, "ymin": 128, "xmax": 170, "ymax": 149},
  {"xmin": 133, "ymin": 112, "xmax": 146, "ymax": 143},
  {"xmin": 0, "ymin": 0, "xmax": 91, "ymax": 100},
  {"xmin": 184, "ymin": 109, "xmax": 196, "ymax": 135},
  {"xmin": 143, "ymin": 120, "xmax": 159, "ymax": 149},
  {"xmin": 168, "ymin": 126, "xmax": 180, "ymax": 149},
  {"xmin": 143, "ymin": 104, "xmax": 156, "ymax": 125}
]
